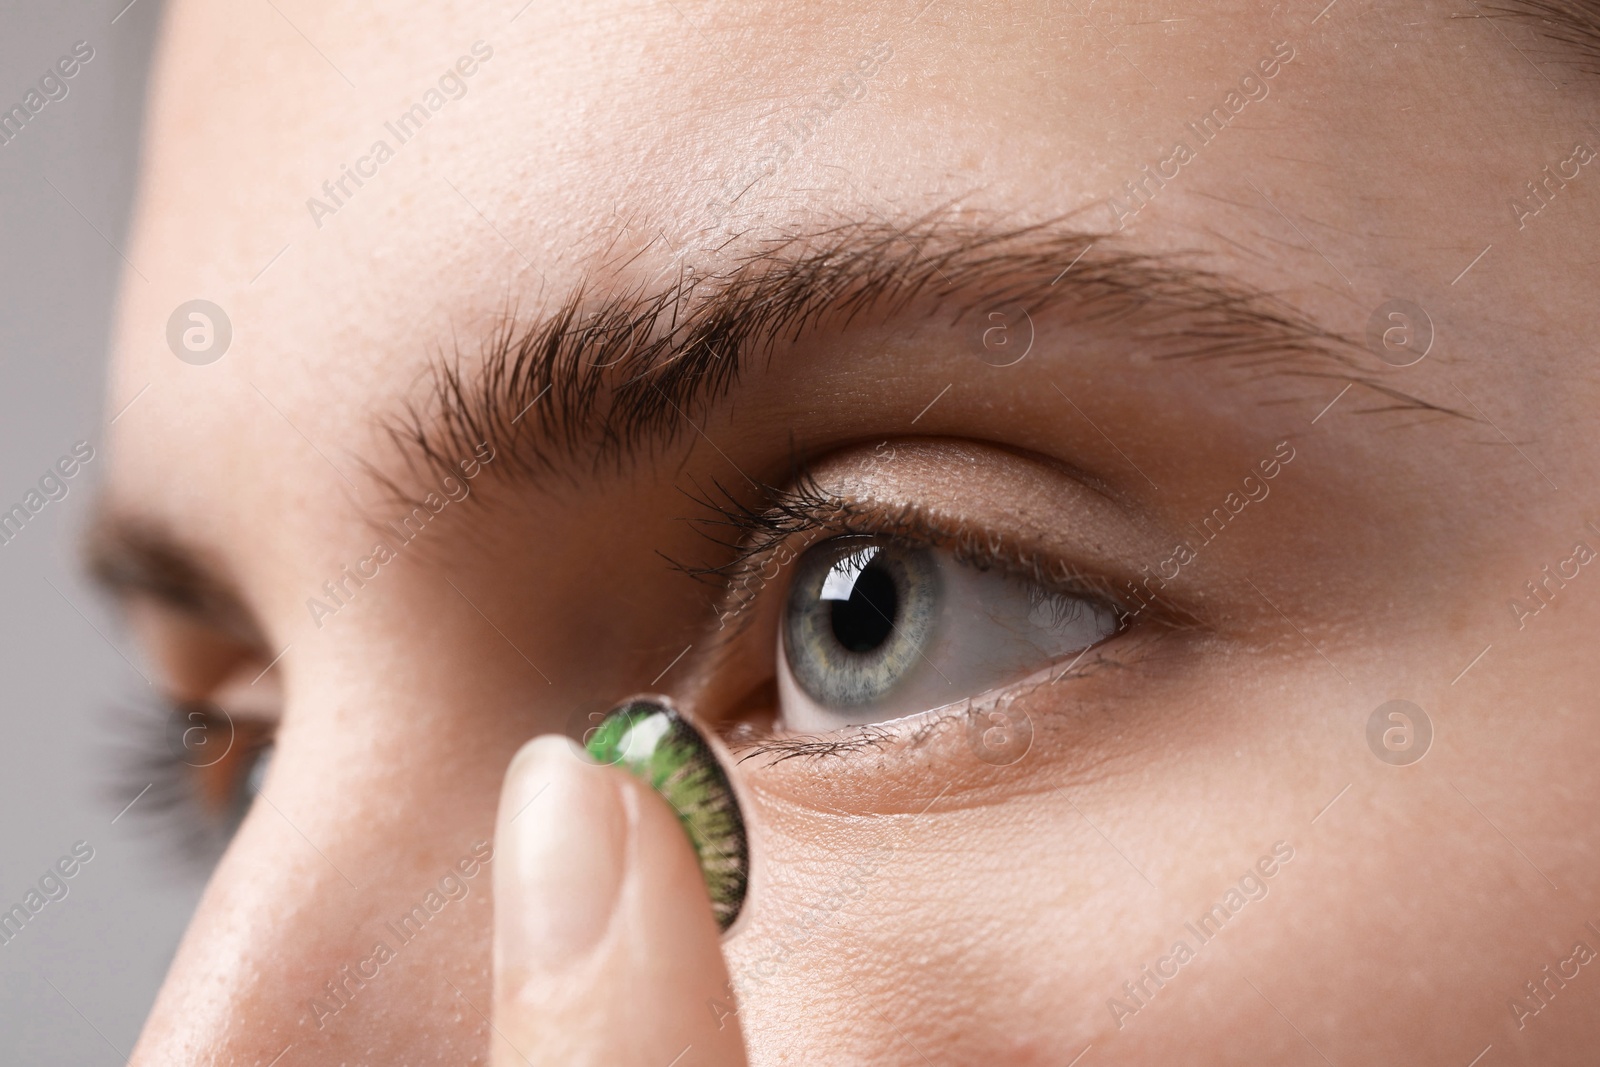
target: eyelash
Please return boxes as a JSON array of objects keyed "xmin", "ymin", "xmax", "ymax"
[
  {"xmin": 676, "ymin": 467, "xmax": 1171, "ymax": 637},
  {"xmin": 110, "ymin": 694, "xmax": 274, "ymax": 864}
]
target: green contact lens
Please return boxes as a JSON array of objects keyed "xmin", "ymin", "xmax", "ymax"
[{"xmin": 585, "ymin": 698, "xmax": 749, "ymax": 932}]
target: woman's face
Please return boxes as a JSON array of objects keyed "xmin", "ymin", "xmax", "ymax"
[{"xmin": 102, "ymin": 0, "xmax": 1600, "ymax": 1062}]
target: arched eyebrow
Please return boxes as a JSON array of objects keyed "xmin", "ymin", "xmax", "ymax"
[
  {"xmin": 89, "ymin": 220, "xmax": 1460, "ymax": 619},
  {"xmin": 391, "ymin": 217, "xmax": 1459, "ymax": 493}
]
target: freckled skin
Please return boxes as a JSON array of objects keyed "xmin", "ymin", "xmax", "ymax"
[{"xmin": 107, "ymin": 0, "xmax": 1600, "ymax": 1063}]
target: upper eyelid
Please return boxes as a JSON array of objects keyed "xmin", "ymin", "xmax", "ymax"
[
  {"xmin": 679, "ymin": 481, "xmax": 1195, "ymax": 638},
  {"xmin": 398, "ymin": 216, "xmax": 1460, "ymax": 499}
]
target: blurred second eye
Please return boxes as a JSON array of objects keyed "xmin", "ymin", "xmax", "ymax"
[{"xmin": 778, "ymin": 536, "xmax": 1122, "ymax": 733}]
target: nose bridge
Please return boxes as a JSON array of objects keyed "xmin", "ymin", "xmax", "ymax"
[
  {"xmin": 130, "ymin": 815, "xmax": 498, "ymax": 1063},
  {"xmin": 122, "ymin": 421, "xmax": 706, "ymax": 1064}
]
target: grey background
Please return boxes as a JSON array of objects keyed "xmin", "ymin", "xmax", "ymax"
[{"xmin": 0, "ymin": 2, "xmax": 204, "ymax": 1062}]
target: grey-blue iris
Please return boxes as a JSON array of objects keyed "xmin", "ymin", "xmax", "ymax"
[{"xmin": 783, "ymin": 538, "xmax": 941, "ymax": 708}]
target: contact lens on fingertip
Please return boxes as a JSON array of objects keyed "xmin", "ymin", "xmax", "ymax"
[{"xmin": 584, "ymin": 696, "xmax": 749, "ymax": 933}]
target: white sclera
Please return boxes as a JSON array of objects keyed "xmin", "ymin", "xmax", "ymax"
[{"xmin": 779, "ymin": 539, "xmax": 1119, "ymax": 733}]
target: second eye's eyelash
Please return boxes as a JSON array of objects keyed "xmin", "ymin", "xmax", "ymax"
[{"xmin": 108, "ymin": 693, "xmax": 274, "ymax": 866}]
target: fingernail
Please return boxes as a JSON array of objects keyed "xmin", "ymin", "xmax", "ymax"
[
  {"xmin": 586, "ymin": 697, "xmax": 749, "ymax": 933},
  {"xmin": 497, "ymin": 735, "xmax": 628, "ymax": 968}
]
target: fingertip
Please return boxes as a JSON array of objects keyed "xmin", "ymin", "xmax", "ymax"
[
  {"xmin": 504, "ymin": 732, "xmax": 592, "ymax": 786},
  {"xmin": 495, "ymin": 733, "xmax": 627, "ymax": 971},
  {"xmin": 491, "ymin": 733, "xmax": 747, "ymax": 1066}
]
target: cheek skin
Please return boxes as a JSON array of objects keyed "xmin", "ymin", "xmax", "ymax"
[{"xmin": 726, "ymin": 619, "xmax": 1600, "ymax": 1062}]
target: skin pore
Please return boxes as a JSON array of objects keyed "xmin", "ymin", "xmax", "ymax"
[{"xmin": 97, "ymin": 0, "xmax": 1599, "ymax": 1063}]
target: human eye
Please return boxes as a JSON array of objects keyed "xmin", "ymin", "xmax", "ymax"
[
  {"xmin": 121, "ymin": 697, "xmax": 275, "ymax": 857},
  {"xmin": 117, "ymin": 692, "xmax": 276, "ymax": 860},
  {"xmin": 106, "ymin": 601, "xmax": 281, "ymax": 861},
  {"xmin": 777, "ymin": 534, "xmax": 1123, "ymax": 732},
  {"xmin": 687, "ymin": 440, "xmax": 1185, "ymax": 753}
]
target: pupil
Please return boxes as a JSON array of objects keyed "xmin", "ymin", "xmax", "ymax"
[{"xmin": 830, "ymin": 563, "xmax": 898, "ymax": 653}]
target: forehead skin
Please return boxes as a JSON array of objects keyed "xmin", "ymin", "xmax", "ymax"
[{"xmin": 110, "ymin": 0, "xmax": 1600, "ymax": 1064}]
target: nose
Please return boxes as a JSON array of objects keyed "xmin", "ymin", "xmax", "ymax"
[{"xmin": 128, "ymin": 611, "xmax": 570, "ymax": 1066}]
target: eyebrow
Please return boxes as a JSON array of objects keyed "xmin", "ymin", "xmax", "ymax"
[
  {"xmin": 393, "ymin": 215, "xmax": 1460, "ymax": 490},
  {"xmin": 84, "ymin": 511, "xmax": 264, "ymax": 642},
  {"xmin": 1492, "ymin": 0, "xmax": 1600, "ymax": 74},
  {"xmin": 90, "ymin": 217, "xmax": 1458, "ymax": 619}
]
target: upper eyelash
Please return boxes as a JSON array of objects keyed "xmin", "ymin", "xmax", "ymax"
[
  {"xmin": 672, "ymin": 470, "xmax": 856, "ymax": 583},
  {"xmin": 670, "ymin": 467, "xmax": 1186, "ymax": 639}
]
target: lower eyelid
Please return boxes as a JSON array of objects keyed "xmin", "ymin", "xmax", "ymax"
[{"xmin": 732, "ymin": 634, "xmax": 1184, "ymax": 819}]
